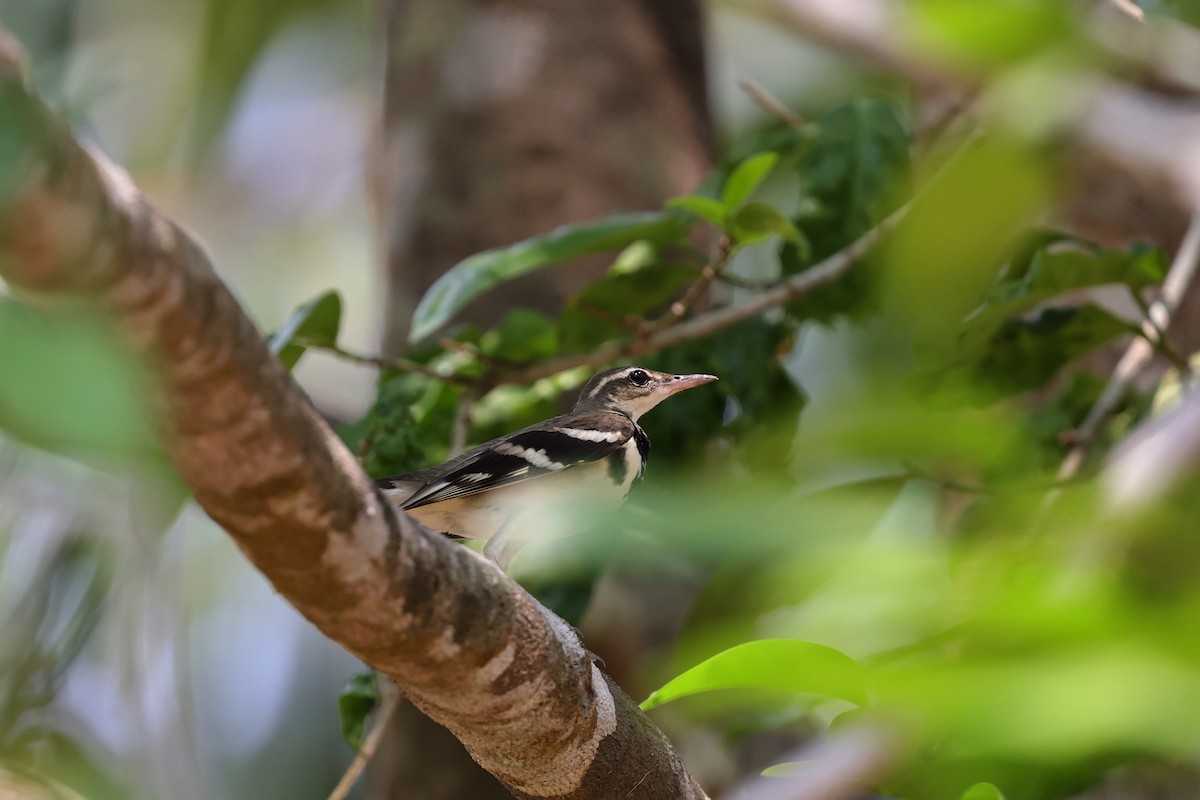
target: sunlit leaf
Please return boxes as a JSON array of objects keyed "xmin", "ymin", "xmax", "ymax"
[
  {"xmin": 338, "ymin": 671, "xmax": 379, "ymax": 751},
  {"xmin": 884, "ymin": 139, "xmax": 1052, "ymax": 335},
  {"xmin": 641, "ymin": 639, "xmax": 869, "ymax": 710},
  {"xmin": 667, "ymin": 194, "xmax": 727, "ymax": 226},
  {"xmin": 268, "ymin": 289, "xmax": 342, "ymax": 370},
  {"xmin": 722, "ymin": 152, "xmax": 779, "ymax": 210},
  {"xmin": 909, "ymin": 0, "xmax": 1073, "ymax": 70},
  {"xmin": 410, "ymin": 212, "xmax": 687, "ymax": 341},
  {"xmin": 961, "ymin": 782, "xmax": 1006, "ymax": 800},
  {"xmin": 761, "ymin": 761, "xmax": 811, "ymax": 778}
]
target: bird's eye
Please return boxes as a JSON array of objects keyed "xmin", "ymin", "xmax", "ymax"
[{"xmin": 628, "ymin": 369, "xmax": 650, "ymax": 386}]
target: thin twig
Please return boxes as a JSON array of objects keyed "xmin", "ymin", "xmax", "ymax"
[
  {"xmin": 326, "ymin": 683, "xmax": 402, "ymax": 800},
  {"xmin": 1057, "ymin": 213, "xmax": 1200, "ymax": 482},
  {"xmin": 738, "ymin": 78, "xmax": 807, "ymax": 130},
  {"xmin": 294, "ymin": 338, "xmax": 471, "ymax": 385}
]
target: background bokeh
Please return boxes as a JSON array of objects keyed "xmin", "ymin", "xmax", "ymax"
[{"xmin": 5, "ymin": 1, "xmax": 1200, "ymax": 799}]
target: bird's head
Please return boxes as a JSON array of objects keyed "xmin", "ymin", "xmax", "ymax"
[{"xmin": 574, "ymin": 366, "xmax": 718, "ymax": 421}]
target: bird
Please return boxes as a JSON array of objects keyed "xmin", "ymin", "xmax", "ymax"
[{"xmin": 376, "ymin": 366, "xmax": 718, "ymax": 568}]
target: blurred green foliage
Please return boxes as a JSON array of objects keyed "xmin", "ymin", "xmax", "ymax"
[
  {"xmin": 0, "ymin": 301, "xmax": 155, "ymax": 459},
  {"xmin": 6, "ymin": 0, "xmax": 1200, "ymax": 797}
]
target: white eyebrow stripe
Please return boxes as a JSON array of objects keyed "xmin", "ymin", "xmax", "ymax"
[
  {"xmin": 585, "ymin": 370, "xmax": 629, "ymax": 399},
  {"xmin": 495, "ymin": 442, "xmax": 566, "ymax": 470},
  {"xmin": 559, "ymin": 427, "xmax": 625, "ymax": 443}
]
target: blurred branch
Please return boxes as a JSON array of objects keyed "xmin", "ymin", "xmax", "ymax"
[
  {"xmin": 1058, "ymin": 213, "xmax": 1200, "ymax": 482},
  {"xmin": 292, "ymin": 338, "xmax": 473, "ymax": 386},
  {"xmin": 725, "ymin": 0, "xmax": 946, "ymax": 89},
  {"xmin": 0, "ymin": 29, "xmax": 707, "ymax": 800},
  {"xmin": 738, "ymin": 79, "xmax": 807, "ymax": 130},
  {"xmin": 731, "ymin": 725, "xmax": 900, "ymax": 800}
]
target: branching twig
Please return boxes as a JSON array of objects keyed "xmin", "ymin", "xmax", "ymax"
[
  {"xmin": 326, "ymin": 684, "xmax": 401, "ymax": 800},
  {"xmin": 1057, "ymin": 213, "xmax": 1200, "ymax": 482},
  {"xmin": 649, "ymin": 235, "xmax": 733, "ymax": 332},
  {"xmin": 490, "ymin": 202, "xmax": 908, "ymax": 389}
]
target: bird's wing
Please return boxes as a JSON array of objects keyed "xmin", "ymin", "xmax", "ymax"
[{"xmin": 398, "ymin": 413, "xmax": 634, "ymax": 510}]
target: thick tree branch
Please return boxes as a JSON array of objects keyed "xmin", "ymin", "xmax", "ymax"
[{"xmin": 0, "ymin": 34, "xmax": 705, "ymax": 800}]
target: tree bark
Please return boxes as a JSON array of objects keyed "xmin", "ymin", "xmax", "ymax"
[
  {"xmin": 374, "ymin": 0, "xmax": 714, "ymax": 349},
  {"xmin": 0, "ymin": 34, "xmax": 707, "ymax": 800}
]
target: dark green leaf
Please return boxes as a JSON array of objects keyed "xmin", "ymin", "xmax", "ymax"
[
  {"xmin": 0, "ymin": 300, "xmax": 155, "ymax": 457},
  {"xmin": 953, "ymin": 240, "xmax": 1166, "ymax": 360},
  {"xmin": 722, "ymin": 152, "xmax": 779, "ymax": 210},
  {"xmin": 410, "ymin": 212, "xmax": 687, "ymax": 341},
  {"xmin": 355, "ymin": 371, "xmax": 460, "ymax": 477},
  {"xmin": 268, "ymin": 290, "xmax": 342, "ymax": 371},
  {"xmin": 640, "ymin": 639, "xmax": 869, "ymax": 710},
  {"xmin": 731, "ymin": 202, "xmax": 810, "ymax": 255},
  {"xmin": 667, "ymin": 195, "xmax": 726, "ymax": 227},
  {"xmin": 792, "ymin": 98, "xmax": 910, "ymax": 263},
  {"xmin": 480, "ymin": 310, "xmax": 558, "ymax": 363},
  {"xmin": 338, "ymin": 671, "xmax": 379, "ymax": 751},
  {"xmin": 781, "ymin": 99, "xmax": 910, "ymax": 324},
  {"xmin": 925, "ymin": 304, "xmax": 1139, "ymax": 397}
]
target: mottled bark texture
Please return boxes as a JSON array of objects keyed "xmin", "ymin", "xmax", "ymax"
[
  {"xmin": 0, "ymin": 37, "xmax": 706, "ymax": 800},
  {"xmin": 374, "ymin": 0, "xmax": 714, "ymax": 349}
]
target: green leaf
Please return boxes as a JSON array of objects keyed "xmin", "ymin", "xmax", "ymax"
[
  {"xmin": 268, "ymin": 290, "xmax": 342, "ymax": 371},
  {"xmin": 761, "ymin": 761, "xmax": 811, "ymax": 778},
  {"xmin": 410, "ymin": 212, "xmax": 687, "ymax": 341},
  {"xmin": 731, "ymin": 202, "xmax": 810, "ymax": 256},
  {"xmin": 338, "ymin": 671, "xmax": 379, "ymax": 751},
  {"xmin": 722, "ymin": 152, "xmax": 779, "ymax": 211},
  {"xmin": 667, "ymin": 194, "xmax": 727, "ymax": 227},
  {"xmin": 640, "ymin": 639, "xmax": 868, "ymax": 710},
  {"xmin": 961, "ymin": 782, "xmax": 1006, "ymax": 800},
  {"xmin": 791, "ymin": 98, "xmax": 910, "ymax": 264},
  {"xmin": 480, "ymin": 310, "xmax": 558, "ymax": 363},
  {"xmin": 0, "ymin": 300, "xmax": 155, "ymax": 457}
]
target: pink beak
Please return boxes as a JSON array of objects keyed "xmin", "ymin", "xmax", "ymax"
[{"xmin": 661, "ymin": 373, "xmax": 719, "ymax": 396}]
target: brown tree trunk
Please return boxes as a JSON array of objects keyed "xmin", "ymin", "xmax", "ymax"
[
  {"xmin": 369, "ymin": 1, "xmax": 714, "ymax": 796},
  {"xmin": 374, "ymin": 0, "xmax": 714, "ymax": 350}
]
